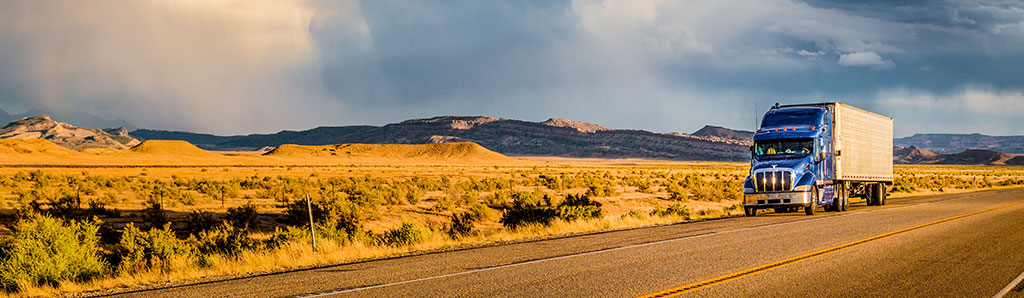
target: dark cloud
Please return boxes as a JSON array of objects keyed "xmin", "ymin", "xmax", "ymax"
[{"xmin": 0, "ymin": 0, "xmax": 1022, "ymax": 136}]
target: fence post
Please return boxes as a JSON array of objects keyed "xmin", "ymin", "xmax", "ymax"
[{"xmin": 306, "ymin": 195, "xmax": 317, "ymax": 251}]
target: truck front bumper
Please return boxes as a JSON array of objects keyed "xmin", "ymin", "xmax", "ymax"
[{"xmin": 744, "ymin": 191, "xmax": 812, "ymax": 208}]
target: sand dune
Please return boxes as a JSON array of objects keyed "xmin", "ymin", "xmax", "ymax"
[
  {"xmin": 0, "ymin": 139, "xmax": 81, "ymax": 156},
  {"xmin": 127, "ymin": 140, "xmax": 221, "ymax": 157}
]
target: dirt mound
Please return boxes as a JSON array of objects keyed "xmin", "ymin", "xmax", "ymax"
[
  {"xmin": 128, "ymin": 140, "xmax": 220, "ymax": 157},
  {"xmin": 0, "ymin": 139, "xmax": 80, "ymax": 156},
  {"xmin": 265, "ymin": 142, "xmax": 518, "ymax": 164}
]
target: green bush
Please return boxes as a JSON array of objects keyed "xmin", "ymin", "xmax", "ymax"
[
  {"xmin": 499, "ymin": 193, "xmax": 556, "ymax": 229},
  {"xmin": 224, "ymin": 204, "xmax": 258, "ymax": 231},
  {"xmin": 114, "ymin": 223, "xmax": 191, "ymax": 272},
  {"xmin": 620, "ymin": 210, "xmax": 646, "ymax": 220},
  {"xmin": 186, "ymin": 210, "xmax": 217, "ymax": 234},
  {"xmin": 500, "ymin": 194, "xmax": 604, "ymax": 229},
  {"xmin": 651, "ymin": 204, "xmax": 690, "ymax": 219},
  {"xmin": 556, "ymin": 194, "xmax": 602, "ymax": 221},
  {"xmin": 376, "ymin": 222, "xmax": 431, "ymax": 246},
  {"xmin": 191, "ymin": 223, "xmax": 256, "ymax": 257},
  {"xmin": 0, "ymin": 215, "xmax": 106, "ymax": 292},
  {"xmin": 447, "ymin": 212, "xmax": 476, "ymax": 239}
]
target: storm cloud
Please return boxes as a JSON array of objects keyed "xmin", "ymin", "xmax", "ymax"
[{"xmin": 1, "ymin": 0, "xmax": 1022, "ymax": 136}]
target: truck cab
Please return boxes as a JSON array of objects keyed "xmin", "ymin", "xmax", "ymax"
[
  {"xmin": 743, "ymin": 102, "xmax": 893, "ymax": 216},
  {"xmin": 743, "ymin": 104, "xmax": 836, "ymax": 215}
]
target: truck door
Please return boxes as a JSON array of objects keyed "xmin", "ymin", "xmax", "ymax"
[
  {"xmin": 819, "ymin": 107, "xmax": 835, "ymax": 203},
  {"xmin": 822, "ymin": 107, "xmax": 834, "ymax": 182}
]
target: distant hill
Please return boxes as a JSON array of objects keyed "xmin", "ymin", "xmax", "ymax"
[
  {"xmin": 895, "ymin": 133, "xmax": 1024, "ymax": 154},
  {"xmin": 691, "ymin": 125, "xmax": 754, "ymax": 143},
  {"xmin": 132, "ymin": 116, "xmax": 751, "ymax": 161},
  {"xmin": 540, "ymin": 118, "xmax": 610, "ymax": 133},
  {"xmin": 265, "ymin": 143, "xmax": 519, "ymax": 164},
  {"xmin": 894, "ymin": 146, "xmax": 1020, "ymax": 165},
  {"xmin": 893, "ymin": 146, "xmax": 939, "ymax": 164},
  {"xmin": 0, "ymin": 115, "xmax": 140, "ymax": 150}
]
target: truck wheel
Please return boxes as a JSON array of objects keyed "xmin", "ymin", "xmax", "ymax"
[
  {"xmin": 744, "ymin": 207, "xmax": 757, "ymax": 217},
  {"xmin": 840, "ymin": 192, "xmax": 849, "ymax": 211},
  {"xmin": 879, "ymin": 184, "xmax": 887, "ymax": 206},
  {"xmin": 805, "ymin": 188, "xmax": 818, "ymax": 215},
  {"xmin": 866, "ymin": 184, "xmax": 878, "ymax": 206}
]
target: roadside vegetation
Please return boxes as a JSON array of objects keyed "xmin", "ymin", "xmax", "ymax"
[{"xmin": 0, "ymin": 163, "xmax": 1020, "ymax": 296}]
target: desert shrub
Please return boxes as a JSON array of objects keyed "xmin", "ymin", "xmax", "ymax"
[
  {"xmin": 651, "ymin": 204, "xmax": 690, "ymax": 219},
  {"xmin": 224, "ymin": 204, "xmax": 258, "ymax": 231},
  {"xmin": 484, "ymin": 190, "xmax": 513, "ymax": 209},
  {"xmin": 621, "ymin": 210, "xmax": 646, "ymax": 220},
  {"xmin": 698, "ymin": 209, "xmax": 718, "ymax": 217},
  {"xmin": 282, "ymin": 197, "xmax": 328, "ymax": 226},
  {"xmin": 0, "ymin": 215, "xmax": 105, "ymax": 292},
  {"xmin": 114, "ymin": 223, "xmax": 191, "ymax": 272},
  {"xmin": 666, "ymin": 184, "xmax": 686, "ymax": 201},
  {"xmin": 500, "ymin": 193, "xmax": 603, "ymax": 229},
  {"xmin": 499, "ymin": 194, "xmax": 556, "ymax": 229},
  {"xmin": 555, "ymin": 194, "xmax": 603, "ymax": 221},
  {"xmin": 631, "ymin": 179, "xmax": 653, "ymax": 193},
  {"xmin": 447, "ymin": 212, "xmax": 477, "ymax": 239},
  {"xmin": 584, "ymin": 184, "xmax": 617, "ymax": 197},
  {"xmin": 186, "ymin": 210, "xmax": 217, "ymax": 234},
  {"xmin": 192, "ymin": 223, "xmax": 256, "ymax": 257},
  {"xmin": 376, "ymin": 222, "xmax": 431, "ymax": 246},
  {"xmin": 142, "ymin": 200, "xmax": 168, "ymax": 228},
  {"xmin": 264, "ymin": 226, "xmax": 310, "ymax": 249}
]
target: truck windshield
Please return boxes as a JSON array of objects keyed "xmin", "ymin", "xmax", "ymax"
[
  {"xmin": 761, "ymin": 108, "xmax": 823, "ymax": 127},
  {"xmin": 754, "ymin": 139, "xmax": 813, "ymax": 158}
]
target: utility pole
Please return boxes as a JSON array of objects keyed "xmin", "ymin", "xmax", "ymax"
[{"xmin": 306, "ymin": 195, "xmax": 317, "ymax": 251}]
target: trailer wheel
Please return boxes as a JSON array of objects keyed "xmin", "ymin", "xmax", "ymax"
[
  {"xmin": 805, "ymin": 188, "xmax": 818, "ymax": 215},
  {"xmin": 866, "ymin": 184, "xmax": 878, "ymax": 206},
  {"xmin": 744, "ymin": 207, "xmax": 757, "ymax": 217}
]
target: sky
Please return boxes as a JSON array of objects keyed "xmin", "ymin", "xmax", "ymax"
[{"xmin": 1, "ymin": 0, "xmax": 1023, "ymax": 137}]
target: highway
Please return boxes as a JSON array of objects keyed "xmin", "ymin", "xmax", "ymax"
[{"xmin": 106, "ymin": 188, "xmax": 1024, "ymax": 298}]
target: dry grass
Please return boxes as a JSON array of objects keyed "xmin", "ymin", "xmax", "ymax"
[{"xmin": 0, "ymin": 139, "xmax": 1020, "ymax": 296}]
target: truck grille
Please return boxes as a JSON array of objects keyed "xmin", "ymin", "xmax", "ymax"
[{"xmin": 755, "ymin": 170, "xmax": 792, "ymax": 192}]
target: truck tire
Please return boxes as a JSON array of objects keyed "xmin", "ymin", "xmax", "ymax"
[
  {"xmin": 866, "ymin": 184, "xmax": 878, "ymax": 206},
  {"xmin": 805, "ymin": 188, "xmax": 818, "ymax": 215},
  {"xmin": 878, "ymin": 184, "xmax": 887, "ymax": 206},
  {"xmin": 840, "ymin": 191, "xmax": 849, "ymax": 211},
  {"xmin": 835, "ymin": 185, "xmax": 846, "ymax": 212},
  {"xmin": 745, "ymin": 207, "xmax": 757, "ymax": 217}
]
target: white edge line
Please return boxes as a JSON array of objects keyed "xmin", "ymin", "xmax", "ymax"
[
  {"xmin": 297, "ymin": 196, "xmax": 970, "ymax": 297},
  {"xmin": 993, "ymin": 269, "xmax": 1024, "ymax": 298}
]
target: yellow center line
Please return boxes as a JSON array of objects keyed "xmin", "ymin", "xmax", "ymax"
[{"xmin": 637, "ymin": 199, "xmax": 1024, "ymax": 298}]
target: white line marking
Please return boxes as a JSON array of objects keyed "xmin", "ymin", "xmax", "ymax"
[
  {"xmin": 296, "ymin": 195, "xmax": 985, "ymax": 297},
  {"xmin": 993, "ymin": 269, "xmax": 1024, "ymax": 298}
]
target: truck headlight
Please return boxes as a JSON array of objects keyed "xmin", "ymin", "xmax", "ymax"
[
  {"xmin": 744, "ymin": 188, "xmax": 754, "ymax": 193},
  {"xmin": 793, "ymin": 185, "xmax": 811, "ymax": 191}
]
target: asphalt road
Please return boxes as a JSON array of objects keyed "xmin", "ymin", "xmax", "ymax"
[{"xmin": 106, "ymin": 188, "xmax": 1024, "ymax": 298}]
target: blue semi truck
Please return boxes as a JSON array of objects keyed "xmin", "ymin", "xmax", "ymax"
[{"xmin": 743, "ymin": 102, "xmax": 893, "ymax": 216}]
